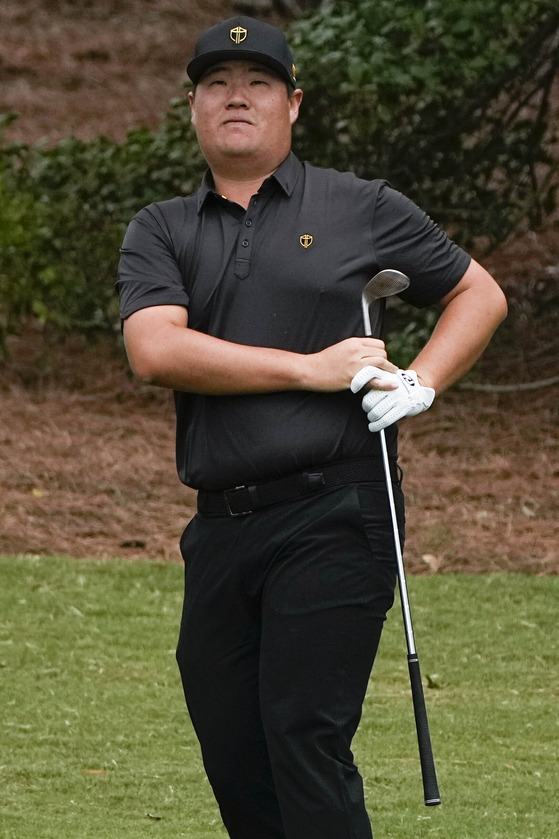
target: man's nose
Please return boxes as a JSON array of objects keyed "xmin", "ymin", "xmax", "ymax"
[{"xmin": 226, "ymin": 85, "xmax": 250, "ymax": 107}]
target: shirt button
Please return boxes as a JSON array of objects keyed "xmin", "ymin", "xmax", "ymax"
[
  {"xmin": 245, "ymin": 220, "xmax": 253, "ymax": 227},
  {"xmin": 242, "ymin": 239, "xmax": 249, "ymax": 247}
]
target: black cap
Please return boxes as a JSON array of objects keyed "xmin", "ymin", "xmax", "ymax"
[{"xmin": 187, "ymin": 16, "xmax": 297, "ymax": 89}]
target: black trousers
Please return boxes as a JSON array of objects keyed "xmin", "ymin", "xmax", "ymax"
[{"xmin": 176, "ymin": 481, "xmax": 403, "ymax": 839}]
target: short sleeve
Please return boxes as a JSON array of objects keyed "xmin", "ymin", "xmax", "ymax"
[
  {"xmin": 116, "ymin": 201, "xmax": 192, "ymax": 320},
  {"xmin": 371, "ymin": 185, "xmax": 471, "ymax": 308}
]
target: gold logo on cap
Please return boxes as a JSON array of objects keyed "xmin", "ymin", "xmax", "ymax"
[
  {"xmin": 292, "ymin": 64, "xmax": 297, "ymax": 81},
  {"xmin": 230, "ymin": 26, "xmax": 247, "ymax": 44},
  {"xmin": 299, "ymin": 234, "xmax": 313, "ymax": 249}
]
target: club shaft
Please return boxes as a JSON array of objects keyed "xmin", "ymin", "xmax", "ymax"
[
  {"xmin": 378, "ymin": 429, "xmax": 415, "ymax": 654},
  {"xmin": 378, "ymin": 429, "xmax": 441, "ymax": 806}
]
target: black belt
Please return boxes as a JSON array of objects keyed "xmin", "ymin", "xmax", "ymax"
[{"xmin": 197, "ymin": 457, "xmax": 399, "ymax": 517}]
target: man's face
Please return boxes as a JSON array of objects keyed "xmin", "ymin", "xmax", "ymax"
[{"xmin": 189, "ymin": 60, "xmax": 302, "ymax": 173}]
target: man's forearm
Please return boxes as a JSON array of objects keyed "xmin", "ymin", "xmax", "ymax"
[
  {"xmin": 123, "ymin": 307, "xmax": 396, "ymax": 395},
  {"xmin": 412, "ymin": 261, "xmax": 508, "ymax": 394},
  {"xmin": 128, "ymin": 323, "xmax": 311, "ymax": 394}
]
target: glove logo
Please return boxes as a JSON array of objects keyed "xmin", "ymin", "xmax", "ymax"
[{"xmin": 351, "ymin": 366, "xmax": 435, "ymax": 432}]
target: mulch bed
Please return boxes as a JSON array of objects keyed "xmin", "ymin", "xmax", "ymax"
[{"xmin": 1, "ymin": 325, "xmax": 557, "ymax": 574}]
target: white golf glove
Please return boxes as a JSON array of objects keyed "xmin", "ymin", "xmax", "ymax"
[{"xmin": 351, "ymin": 366, "xmax": 435, "ymax": 432}]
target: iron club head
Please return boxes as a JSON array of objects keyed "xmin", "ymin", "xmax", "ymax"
[{"xmin": 361, "ymin": 269, "xmax": 410, "ymax": 337}]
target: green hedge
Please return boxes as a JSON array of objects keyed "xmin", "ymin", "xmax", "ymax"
[
  {"xmin": 0, "ymin": 0, "xmax": 558, "ymax": 351},
  {"xmin": 290, "ymin": 0, "xmax": 559, "ymax": 243},
  {"xmin": 0, "ymin": 100, "xmax": 203, "ymax": 349}
]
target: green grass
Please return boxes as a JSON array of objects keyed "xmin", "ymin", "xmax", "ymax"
[{"xmin": 1, "ymin": 556, "xmax": 557, "ymax": 838}]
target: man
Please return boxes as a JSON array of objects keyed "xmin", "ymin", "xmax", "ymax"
[{"xmin": 117, "ymin": 15, "xmax": 507, "ymax": 839}]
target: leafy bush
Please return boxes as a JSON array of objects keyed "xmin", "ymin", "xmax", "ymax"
[
  {"xmin": 290, "ymin": 0, "xmax": 559, "ymax": 245},
  {"xmin": 0, "ymin": 0, "xmax": 558, "ymax": 349},
  {"xmin": 0, "ymin": 100, "xmax": 204, "ymax": 350}
]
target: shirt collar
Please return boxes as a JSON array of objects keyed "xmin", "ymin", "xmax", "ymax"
[
  {"xmin": 196, "ymin": 170, "xmax": 219, "ymax": 212},
  {"xmin": 268, "ymin": 152, "xmax": 302, "ymax": 197},
  {"xmin": 196, "ymin": 152, "xmax": 302, "ymax": 213}
]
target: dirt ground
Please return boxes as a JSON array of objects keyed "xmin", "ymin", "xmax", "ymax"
[{"xmin": 1, "ymin": 0, "xmax": 558, "ymax": 572}]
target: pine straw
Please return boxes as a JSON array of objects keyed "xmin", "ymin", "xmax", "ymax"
[
  {"xmin": 400, "ymin": 390, "xmax": 558, "ymax": 574},
  {"xmin": 1, "ymin": 327, "xmax": 557, "ymax": 574}
]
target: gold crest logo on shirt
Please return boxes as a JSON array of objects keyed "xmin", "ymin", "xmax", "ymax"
[
  {"xmin": 299, "ymin": 234, "xmax": 313, "ymax": 249},
  {"xmin": 230, "ymin": 26, "xmax": 248, "ymax": 44}
]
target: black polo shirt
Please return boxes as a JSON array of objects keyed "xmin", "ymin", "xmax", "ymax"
[{"xmin": 117, "ymin": 153, "xmax": 470, "ymax": 490}]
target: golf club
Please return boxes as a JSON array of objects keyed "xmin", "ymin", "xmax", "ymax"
[{"xmin": 361, "ymin": 269, "xmax": 441, "ymax": 807}]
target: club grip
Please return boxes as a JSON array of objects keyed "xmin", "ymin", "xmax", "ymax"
[{"xmin": 408, "ymin": 653, "xmax": 441, "ymax": 806}]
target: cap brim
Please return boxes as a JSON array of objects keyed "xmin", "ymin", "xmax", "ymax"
[{"xmin": 187, "ymin": 50, "xmax": 295, "ymax": 88}]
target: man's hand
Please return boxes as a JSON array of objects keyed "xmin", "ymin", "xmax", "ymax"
[
  {"xmin": 351, "ymin": 367, "xmax": 435, "ymax": 432},
  {"xmin": 303, "ymin": 338, "xmax": 398, "ymax": 392}
]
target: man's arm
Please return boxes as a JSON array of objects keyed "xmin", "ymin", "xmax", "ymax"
[
  {"xmin": 350, "ymin": 259, "xmax": 508, "ymax": 433},
  {"xmin": 411, "ymin": 258, "xmax": 507, "ymax": 393},
  {"xmin": 122, "ymin": 304, "xmax": 398, "ymax": 395}
]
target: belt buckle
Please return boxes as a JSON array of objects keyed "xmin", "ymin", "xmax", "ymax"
[{"xmin": 225, "ymin": 485, "xmax": 253, "ymax": 517}]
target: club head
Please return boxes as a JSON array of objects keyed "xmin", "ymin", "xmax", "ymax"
[{"xmin": 362, "ymin": 269, "xmax": 410, "ymax": 337}]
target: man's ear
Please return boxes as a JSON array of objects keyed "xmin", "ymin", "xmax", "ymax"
[
  {"xmin": 188, "ymin": 90, "xmax": 196, "ymax": 125},
  {"xmin": 289, "ymin": 89, "xmax": 303, "ymax": 126}
]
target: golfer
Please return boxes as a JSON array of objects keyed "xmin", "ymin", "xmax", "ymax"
[{"xmin": 117, "ymin": 16, "xmax": 507, "ymax": 839}]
